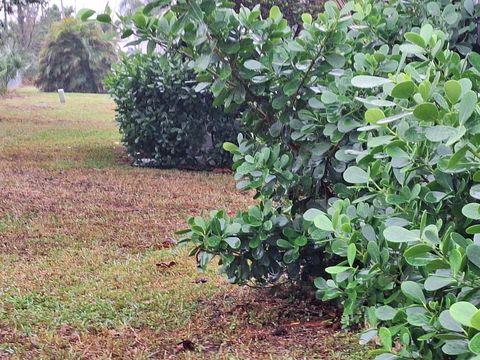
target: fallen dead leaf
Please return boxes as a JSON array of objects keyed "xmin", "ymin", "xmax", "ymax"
[
  {"xmin": 58, "ymin": 325, "xmax": 80, "ymax": 343},
  {"xmin": 158, "ymin": 238, "xmax": 177, "ymax": 248},
  {"xmin": 193, "ymin": 277, "xmax": 208, "ymax": 284},
  {"xmin": 156, "ymin": 261, "xmax": 177, "ymax": 269},
  {"xmin": 272, "ymin": 326, "xmax": 288, "ymax": 336},
  {"xmin": 175, "ymin": 339, "xmax": 195, "ymax": 353}
]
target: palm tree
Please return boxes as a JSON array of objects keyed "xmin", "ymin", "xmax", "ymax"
[{"xmin": 35, "ymin": 18, "xmax": 118, "ymax": 93}]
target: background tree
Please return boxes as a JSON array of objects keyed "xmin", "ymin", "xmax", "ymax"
[
  {"xmin": 0, "ymin": 44, "xmax": 21, "ymax": 93},
  {"xmin": 8, "ymin": 4, "xmax": 74, "ymax": 80},
  {"xmin": 0, "ymin": 0, "xmax": 46, "ymax": 36},
  {"xmin": 35, "ymin": 17, "xmax": 118, "ymax": 93}
]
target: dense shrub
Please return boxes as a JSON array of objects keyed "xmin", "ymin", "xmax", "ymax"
[
  {"xmin": 35, "ymin": 18, "xmax": 117, "ymax": 93},
  {"xmin": 369, "ymin": 0, "xmax": 480, "ymax": 55},
  {"xmin": 104, "ymin": 53, "xmax": 240, "ymax": 169},
  {"xmin": 89, "ymin": 0, "xmax": 480, "ymax": 358}
]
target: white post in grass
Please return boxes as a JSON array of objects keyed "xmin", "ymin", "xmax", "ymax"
[{"xmin": 58, "ymin": 89, "xmax": 66, "ymax": 104}]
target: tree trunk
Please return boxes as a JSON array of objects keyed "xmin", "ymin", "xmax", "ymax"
[
  {"xmin": 2, "ymin": 0, "xmax": 7, "ymax": 31},
  {"xmin": 59, "ymin": 0, "xmax": 65, "ymax": 18},
  {"xmin": 16, "ymin": 2, "xmax": 25, "ymax": 45}
]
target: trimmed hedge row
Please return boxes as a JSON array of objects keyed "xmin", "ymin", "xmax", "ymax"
[{"xmin": 104, "ymin": 53, "xmax": 240, "ymax": 169}]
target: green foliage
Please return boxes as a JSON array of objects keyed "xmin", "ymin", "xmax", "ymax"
[
  {"xmin": 0, "ymin": 45, "xmax": 21, "ymax": 94},
  {"xmin": 233, "ymin": 0, "xmax": 326, "ymax": 26},
  {"xmin": 89, "ymin": 0, "xmax": 480, "ymax": 358},
  {"xmin": 104, "ymin": 53, "xmax": 240, "ymax": 169},
  {"xmin": 16, "ymin": 4, "xmax": 75, "ymax": 81},
  {"xmin": 353, "ymin": 0, "xmax": 480, "ymax": 55},
  {"xmin": 35, "ymin": 18, "xmax": 117, "ymax": 93}
]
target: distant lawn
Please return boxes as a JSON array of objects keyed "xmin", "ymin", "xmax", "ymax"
[
  {"xmin": 0, "ymin": 88, "xmax": 368, "ymax": 359},
  {"xmin": 0, "ymin": 87, "xmax": 121, "ymax": 169}
]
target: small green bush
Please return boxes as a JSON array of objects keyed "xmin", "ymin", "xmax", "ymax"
[{"xmin": 104, "ymin": 53, "xmax": 240, "ymax": 169}]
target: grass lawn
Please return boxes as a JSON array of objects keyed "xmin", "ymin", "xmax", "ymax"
[{"xmin": 0, "ymin": 87, "xmax": 369, "ymax": 359}]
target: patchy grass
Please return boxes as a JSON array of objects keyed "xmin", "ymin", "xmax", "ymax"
[{"xmin": 0, "ymin": 88, "xmax": 369, "ymax": 359}]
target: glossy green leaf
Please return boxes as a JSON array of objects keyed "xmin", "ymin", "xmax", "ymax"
[
  {"xmin": 405, "ymin": 32, "xmax": 426, "ymax": 48},
  {"xmin": 467, "ymin": 244, "xmax": 480, "ymax": 268},
  {"xmin": 194, "ymin": 54, "xmax": 211, "ymax": 71},
  {"xmin": 444, "ymin": 80, "xmax": 462, "ymax": 104},
  {"xmin": 365, "ymin": 108, "xmax": 385, "ymax": 124},
  {"xmin": 96, "ymin": 14, "xmax": 111, "ymax": 23},
  {"xmin": 420, "ymin": 24, "xmax": 433, "ymax": 43},
  {"xmin": 303, "ymin": 208, "xmax": 323, "ymax": 222},
  {"xmin": 447, "ymin": 145, "xmax": 468, "ymax": 168},
  {"xmin": 78, "ymin": 8, "xmax": 96, "ymax": 21},
  {"xmin": 391, "ymin": 81, "xmax": 416, "ymax": 99},
  {"xmin": 277, "ymin": 239, "xmax": 294, "ymax": 249},
  {"xmin": 450, "ymin": 248, "xmax": 462, "ymax": 276},
  {"xmin": 224, "ymin": 236, "xmax": 241, "ymax": 249},
  {"xmin": 424, "ymin": 275, "xmax": 454, "ymax": 291},
  {"xmin": 313, "ymin": 213, "xmax": 334, "ymax": 232},
  {"xmin": 283, "ymin": 78, "xmax": 301, "ymax": 96},
  {"xmin": 462, "ymin": 203, "xmax": 480, "ymax": 220},
  {"xmin": 376, "ymin": 305, "xmax": 397, "ymax": 321},
  {"xmin": 133, "ymin": 12, "xmax": 147, "ymax": 28},
  {"xmin": 347, "ymin": 243, "xmax": 356, "ymax": 267},
  {"xmin": 376, "ymin": 112, "xmax": 412, "ymax": 125},
  {"xmin": 425, "ymin": 125, "xmax": 456, "ymax": 142},
  {"xmin": 439, "ymin": 310, "xmax": 463, "ymax": 332},
  {"xmin": 467, "ymin": 225, "xmax": 480, "ymax": 234},
  {"xmin": 470, "ymin": 333, "xmax": 480, "ymax": 354},
  {"xmin": 384, "ymin": 226, "xmax": 419, "ymax": 243},
  {"xmin": 351, "ymin": 76, "xmax": 391, "ymax": 89},
  {"xmin": 459, "ymin": 91, "xmax": 477, "ymax": 124},
  {"xmin": 401, "ymin": 281, "xmax": 426, "ymax": 304},
  {"xmin": 321, "ymin": 91, "xmax": 337, "ymax": 104},
  {"xmin": 244, "ymin": 60, "xmax": 264, "ymax": 71},
  {"xmin": 379, "ymin": 327, "xmax": 392, "ymax": 351},
  {"xmin": 301, "ymin": 13, "xmax": 312, "ymax": 24},
  {"xmin": 471, "ymin": 310, "xmax": 480, "ymax": 330},
  {"xmin": 325, "ymin": 266, "xmax": 351, "ymax": 274},
  {"xmin": 404, "ymin": 244, "xmax": 432, "ymax": 257},
  {"xmin": 413, "ymin": 103, "xmax": 438, "ymax": 121},
  {"xmin": 343, "ymin": 166, "xmax": 369, "ymax": 184},
  {"xmin": 269, "ymin": 5, "xmax": 282, "ymax": 20},
  {"xmin": 223, "ymin": 142, "xmax": 239, "ymax": 153},
  {"xmin": 471, "ymin": 185, "xmax": 480, "ymax": 200},
  {"xmin": 325, "ymin": 53, "xmax": 346, "ymax": 68},
  {"xmin": 443, "ymin": 340, "xmax": 469, "ymax": 355},
  {"xmin": 469, "ymin": 52, "xmax": 480, "ymax": 72},
  {"xmin": 450, "ymin": 301, "xmax": 477, "ymax": 327}
]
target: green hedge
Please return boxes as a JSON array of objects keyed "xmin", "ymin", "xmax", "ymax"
[{"xmin": 104, "ymin": 53, "xmax": 240, "ymax": 169}]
